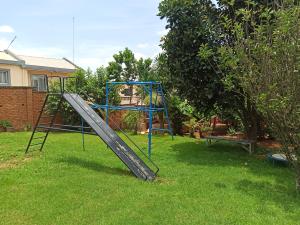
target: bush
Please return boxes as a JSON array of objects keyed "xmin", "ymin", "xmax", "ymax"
[
  {"xmin": 123, "ymin": 111, "xmax": 141, "ymax": 135},
  {"xmin": 0, "ymin": 120, "xmax": 12, "ymax": 128}
]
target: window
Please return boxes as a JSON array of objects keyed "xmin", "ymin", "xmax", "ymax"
[
  {"xmin": 0, "ymin": 70, "xmax": 10, "ymax": 86},
  {"xmin": 32, "ymin": 75, "xmax": 47, "ymax": 91}
]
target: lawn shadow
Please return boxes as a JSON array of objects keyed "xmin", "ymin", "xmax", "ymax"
[
  {"xmin": 171, "ymin": 140, "xmax": 300, "ymax": 210},
  {"xmin": 171, "ymin": 141, "xmax": 254, "ymax": 167},
  {"xmin": 57, "ymin": 156, "xmax": 132, "ymax": 178}
]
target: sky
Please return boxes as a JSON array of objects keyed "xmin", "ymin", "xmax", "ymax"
[{"xmin": 0, "ymin": 0, "xmax": 217, "ymax": 70}]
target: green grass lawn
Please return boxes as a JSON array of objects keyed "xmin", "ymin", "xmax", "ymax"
[{"xmin": 0, "ymin": 132, "xmax": 299, "ymax": 225}]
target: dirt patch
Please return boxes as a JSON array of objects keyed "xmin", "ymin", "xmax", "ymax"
[
  {"xmin": 257, "ymin": 140, "xmax": 282, "ymax": 149},
  {"xmin": 0, "ymin": 157, "xmax": 32, "ymax": 170},
  {"xmin": 156, "ymin": 177, "xmax": 176, "ymax": 185}
]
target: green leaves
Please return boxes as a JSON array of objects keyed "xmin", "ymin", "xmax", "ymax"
[
  {"xmin": 47, "ymin": 68, "xmax": 120, "ymax": 125},
  {"xmin": 198, "ymin": 44, "xmax": 214, "ymax": 60},
  {"xmin": 106, "ymin": 48, "xmax": 155, "ymax": 82},
  {"xmin": 230, "ymin": 1, "xmax": 300, "ymax": 183}
]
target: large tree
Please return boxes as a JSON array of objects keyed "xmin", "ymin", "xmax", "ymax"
[
  {"xmin": 222, "ymin": 0, "xmax": 300, "ymax": 190},
  {"xmin": 158, "ymin": 0, "xmax": 269, "ymax": 140}
]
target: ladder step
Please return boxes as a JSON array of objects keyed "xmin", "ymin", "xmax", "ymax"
[
  {"xmin": 34, "ymin": 130, "xmax": 46, "ymax": 133},
  {"xmin": 32, "ymin": 136, "xmax": 46, "ymax": 140},
  {"xmin": 29, "ymin": 143, "xmax": 43, "ymax": 147}
]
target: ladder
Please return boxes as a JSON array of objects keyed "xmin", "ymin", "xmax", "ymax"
[
  {"xmin": 151, "ymin": 83, "xmax": 173, "ymax": 137},
  {"xmin": 25, "ymin": 94, "xmax": 63, "ymax": 153}
]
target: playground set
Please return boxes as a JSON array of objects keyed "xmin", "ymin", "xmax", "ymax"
[
  {"xmin": 25, "ymin": 76, "xmax": 173, "ymax": 181},
  {"xmin": 93, "ymin": 81, "xmax": 173, "ymax": 157}
]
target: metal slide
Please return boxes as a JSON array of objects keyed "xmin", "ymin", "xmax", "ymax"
[{"xmin": 63, "ymin": 93, "xmax": 156, "ymax": 181}]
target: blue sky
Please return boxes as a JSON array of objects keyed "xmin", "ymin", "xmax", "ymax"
[{"xmin": 0, "ymin": 0, "xmax": 217, "ymax": 70}]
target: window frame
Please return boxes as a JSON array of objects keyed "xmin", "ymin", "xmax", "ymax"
[
  {"xmin": 31, "ymin": 74, "xmax": 47, "ymax": 92},
  {"xmin": 0, "ymin": 69, "xmax": 11, "ymax": 86}
]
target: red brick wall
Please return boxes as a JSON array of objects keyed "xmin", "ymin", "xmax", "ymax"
[
  {"xmin": 32, "ymin": 91, "xmax": 47, "ymax": 125},
  {"xmin": 0, "ymin": 87, "xmax": 147, "ymax": 132},
  {"xmin": 0, "ymin": 87, "xmax": 34, "ymax": 130}
]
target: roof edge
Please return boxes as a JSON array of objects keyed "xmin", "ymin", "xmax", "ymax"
[
  {"xmin": 63, "ymin": 57, "xmax": 81, "ymax": 70},
  {"xmin": 1, "ymin": 50, "xmax": 78, "ymax": 72},
  {"xmin": 24, "ymin": 64, "xmax": 76, "ymax": 73},
  {"xmin": 0, "ymin": 59, "xmax": 24, "ymax": 66},
  {"xmin": 4, "ymin": 49, "xmax": 26, "ymax": 66}
]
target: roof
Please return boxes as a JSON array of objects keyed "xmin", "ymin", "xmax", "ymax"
[
  {"xmin": 0, "ymin": 50, "xmax": 77, "ymax": 72},
  {"xmin": 0, "ymin": 51, "xmax": 18, "ymax": 62}
]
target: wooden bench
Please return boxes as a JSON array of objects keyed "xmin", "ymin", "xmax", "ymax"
[{"xmin": 206, "ymin": 136, "xmax": 256, "ymax": 154}]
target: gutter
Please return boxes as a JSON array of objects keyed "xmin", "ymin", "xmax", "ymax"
[
  {"xmin": 0, "ymin": 59, "xmax": 24, "ymax": 66},
  {"xmin": 24, "ymin": 64, "xmax": 76, "ymax": 73},
  {"xmin": 4, "ymin": 49, "xmax": 26, "ymax": 67},
  {"xmin": 63, "ymin": 57, "xmax": 81, "ymax": 70}
]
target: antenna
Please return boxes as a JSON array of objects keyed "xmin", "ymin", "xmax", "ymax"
[
  {"xmin": 7, "ymin": 36, "xmax": 17, "ymax": 50},
  {"xmin": 72, "ymin": 17, "xmax": 75, "ymax": 63}
]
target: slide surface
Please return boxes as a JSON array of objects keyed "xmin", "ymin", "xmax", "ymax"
[{"xmin": 63, "ymin": 93, "xmax": 156, "ymax": 181}]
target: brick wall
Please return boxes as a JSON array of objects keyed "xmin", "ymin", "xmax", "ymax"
[
  {"xmin": 0, "ymin": 87, "xmax": 148, "ymax": 132},
  {"xmin": 32, "ymin": 91, "xmax": 47, "ymax": 125},
  {"xmin": 0, "ymin": 87, "xmax": 35, "ymax": 130}
]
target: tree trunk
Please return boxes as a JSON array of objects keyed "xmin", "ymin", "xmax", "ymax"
[
  {"xmin": 257, "ymin": 118, "xmax": 266, "ymax": 140},
  {"xmin": 129, "ymin": 86, "xmax": 133, "ymax": 105},
  {"xmin": 159, "ymin": 112, "xmax": 164, "ymax": 129},
  {"xmin": 245, "ymin": 114, "xmax": 258, "ymax": 140},
  {"xmin": 240, "ymin": 100, "xmax": 260, "ymax": 141}
]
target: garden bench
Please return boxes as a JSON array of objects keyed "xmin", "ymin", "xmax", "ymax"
[{"xmin": 206, "ymin": 136, "xmax": 255, "ymax": 154}]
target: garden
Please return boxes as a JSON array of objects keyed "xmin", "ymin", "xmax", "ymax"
[
  {"xmin": 1, "ymin": 132, "xmax": 300, "ymax": 225},
  {"xmin": 0, "ymin": 0, "xmax": 300, "ymax": 224}
]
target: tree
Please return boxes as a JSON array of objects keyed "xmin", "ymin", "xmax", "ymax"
[
  {"xmin": 123, "ymin": 111, "xmax": 140, "ymax": 135},
  {"xmin": 158, "ymin": 0, "xmax": 249, "ymax": 139},
  {"xmin": 221, "ymin": 1, "xmax": 300, "ymax": 190},
  {"xmin": 47, "ymin": 68, "xmax": 120, "ymax": 125},
  {"xmin": 158, "ymin": 0, "xmax": 221, "ymax": 114},
  {"xmin": 107, "ymin": 48, "xmax": 138, "ymax": 82},
  {"xmin": 107, "ymin": 48, "xmax": 156, "ymax": 104},
  {"xmin": 136, "ymin": 58, "xmax": 156, "ymax": 81},
  {"xmin": 158, "ymin": 0, "xmax": 271, "ymax": 140}
]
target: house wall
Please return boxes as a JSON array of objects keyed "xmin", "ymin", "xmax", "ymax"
[
  {"xmin": 0, "ymin": 64, "xmax": 72, "ymax": 87},
  {"xmin": 0, "ymin": 64, "xmax": 28, "ymax": 86},
  {"xmin": 0, "ymin": 69, "xmax": 73, "ymax": 130}
]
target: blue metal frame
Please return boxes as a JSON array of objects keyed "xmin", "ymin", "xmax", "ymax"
[{"xmin": 92, "ymin": 81, "xmax": 173, "ymax": 158}]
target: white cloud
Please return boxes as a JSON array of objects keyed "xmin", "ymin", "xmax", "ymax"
[
  {"xmin": 137, "ymin": 43, "xmax": 149, "ymax": 49},
  {"xmin": 0, "ymin": 38, "xmax": 10, "ymax": 50},
  {"xmin": 0, "ymin": 25, "xmax": 14, "ymax": 33},
  {"xmin": 157, "ymin": 29, "xmax": 169, "ymax": 36},
  {"xmin": 134, "ymin": 52, "xmax": 147, "ymax": 59}
]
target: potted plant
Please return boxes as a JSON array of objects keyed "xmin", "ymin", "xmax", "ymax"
[
  {"xmin": 200, "ymin": 126, "xmax": 213, "ymax": 138},
  {"xmin": 183, "ymin": 118, "xmax": 201, "ymax": 138},
  {"xmin": 0, "ymin": 120, "xmax": 13, "ymax": 132}
]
